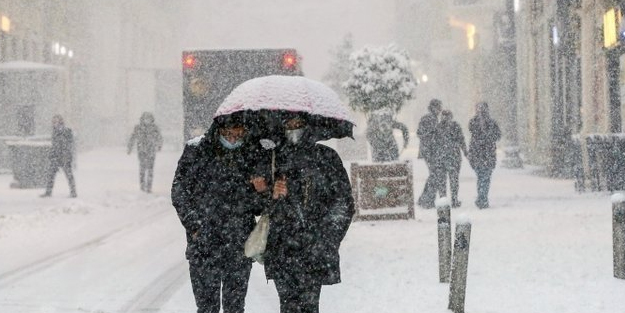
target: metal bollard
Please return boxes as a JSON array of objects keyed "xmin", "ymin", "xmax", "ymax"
[
  {"xmin": 436, "ymin": 198, "xmax": 452, "ymax": 283},
  {"xmin": 448, "ymin": 219, "xmax": 471, "ymax": 313},
  {"xmin": 613, "ymin": 193, "xmax": 625, "ymax": 279}
]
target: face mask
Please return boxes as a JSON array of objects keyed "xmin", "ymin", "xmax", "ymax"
[
  {"xmin": 219, "ymin": 135, "xmax": 243, "ymax": 150},
  {"xmin": 285, "ymin": 128, "xmax": 305, "ymax": 144}
]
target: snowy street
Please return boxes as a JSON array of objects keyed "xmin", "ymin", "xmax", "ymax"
[{"xmin": 0, "ymin": 145, "xmax": 624, "ymax": 313}]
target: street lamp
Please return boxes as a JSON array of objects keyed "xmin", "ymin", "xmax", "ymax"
[
  {"xmin": 467, "ymin": 24, "xmax": 476, "ymax": 50},
  {"xmin": 449, "ymin": 17, "xmax": 477, "ymax": 50},
  {"xmin": 1, "ymin": 15, "xmax": 10, "ymax": 33}
]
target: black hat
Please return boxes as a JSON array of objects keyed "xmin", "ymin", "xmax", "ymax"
[{"xmin": 214, "ymin": 112, "xmax": 246, "ymax": 128}]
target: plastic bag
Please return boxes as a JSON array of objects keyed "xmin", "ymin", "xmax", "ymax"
[{"xmin": 244, "ymin": 215, "xmax": 269, "ymax": 264}]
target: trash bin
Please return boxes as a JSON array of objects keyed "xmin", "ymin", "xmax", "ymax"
[
  {"xmin": 0, "ymin": 136, "xmax": 23, "ymax": 174},
  {"xmin": 6, "ymin": 138, "xmax": 51, "ymax": 188}
]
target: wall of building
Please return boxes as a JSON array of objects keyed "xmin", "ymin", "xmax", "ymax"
[{"xmin": 0, "ymin": 1, "xmax": 184, "ymax": 148}]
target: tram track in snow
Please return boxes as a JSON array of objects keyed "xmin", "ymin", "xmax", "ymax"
[
  {"xmin": 0, "ymin": 206, "xmax": 171, "ymax": 289},
  {"xmin": 119, "ymin": 260, "xmax": 189, "ymax": 313}
]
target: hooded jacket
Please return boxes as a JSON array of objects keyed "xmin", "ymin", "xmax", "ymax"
[
  {"xmin": 263, "ymin": 137, "xmax": 355, "ymax": 285},
  {"xmin": 468, "ymin": 114, "xmax": 501, "ymax": 170},
  {"xmin": 171, "ymin": 127, "xmax": 269, "ymax": 265}
]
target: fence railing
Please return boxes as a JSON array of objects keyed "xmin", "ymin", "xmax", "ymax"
[{"xmin": 572, "ymin": 133, "xmax": 625, "ymax": 192}]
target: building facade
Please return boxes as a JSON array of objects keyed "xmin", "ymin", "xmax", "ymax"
[
  {"xmin": 0, "ymin": 0, "xmax": 184, "ymax": 147},
  {"xmin": 515, "ymin": 0, "xmax": 625, "ymax": 177}
]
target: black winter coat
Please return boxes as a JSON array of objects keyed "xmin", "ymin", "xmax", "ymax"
[
  {"xmin": 264, "ymin": 142, "xmax": 355, "ymax": 285},
  {"xmin": 171, "ymin": 132, "xmax": 268, "ymax": 266},
  {"xmin": 50, "ymin": 126, "xmax": 74, "ymax": 165},
  {"xmin": 436, "ymin": 120, "xmax": 467, "ymax": 169},
  {"xmin": 128, "ymin": 122, "xmax": 163, "ymax": 158},
  {"xmin": 417, "ymin": 112, "xmax": 439, "ymax": 161},
  {"xmin": 468, "ymin": 115, "xmax": 501, "ymax": 170}
]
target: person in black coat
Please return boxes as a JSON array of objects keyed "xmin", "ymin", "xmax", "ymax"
[
  {"xmin": 416, "ymin": 99, "xmax": 444, "ymax": 208},
  {"xmin": 41, "ymin": 114, "xmax": 76, "ymax": 198},
  {"xmin": 366, "ymin": 109, "xmax": 409, "ymax": 162},
  {"xmin": 437, "ymin": 110, "xmax": 468, "ymax": 208},
  {"xmin": 171, "ymin": 113, "xmax": 270, "ymax": 313},
  {"xmin": 127, "ymin": 112, "xmax": 163, "ymax": 193},
  {"xmin": 467, "ymin": 102, "xmax": 501, "ymax": 209},
  {"xmin": 265, "ymin": 113, "xmax": 355, "ymax": 313}
]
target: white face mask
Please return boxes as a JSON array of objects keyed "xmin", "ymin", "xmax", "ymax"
[
  {"xmin": 285, "ymin": 128, "xmax": 305, "ymax": 144},
  {"xmin": 219, "ymin": 135, "xmax": 243, "ymax": 150}
]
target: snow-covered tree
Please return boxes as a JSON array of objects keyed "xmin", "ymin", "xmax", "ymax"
[
  {"xmin": 343, "ymin": 44, "xmax": 417, "ymax": 113},
  {"xmin": 322, "ymin": 33, "xmax": 353, "ymax": 100}
]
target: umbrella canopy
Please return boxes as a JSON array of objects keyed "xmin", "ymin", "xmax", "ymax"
[{"xmin": 214, "ymin": 75, "xmax": 355, "ymax": 141}]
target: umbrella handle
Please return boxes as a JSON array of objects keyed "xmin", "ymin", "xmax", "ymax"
[{"xmin": 271, "ymin": 150, "xmax": 276, "ymax": 183}]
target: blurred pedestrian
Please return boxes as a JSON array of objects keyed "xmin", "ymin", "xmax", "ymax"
[
  {"xmin": 265, "ymin": 113, "xmax": 354, "ymax": 313},
  {"xmin": 127, "ymin": 112, "xmax": 163, "ymax": 193},
  {"xmin": 467, "ymin": 102, "xmax": 501, "ymax": 209},
  {"xmin": 366, "ymin": 108, "xmax": 409, "ymax": 162},
  {"xmin": 437, "ymin": 110, "xmax": 467, "ymax": 208},
  {"xmin": 41, "ymin": 114, "xmax": 77, "ymax": 198},
  {"xmin": 171, "ymin": 113, "xmax": 270, "ymax": 313},
  {"xmin": 416, "ymin": 98, "xmax": 444, "ymax": 208}
]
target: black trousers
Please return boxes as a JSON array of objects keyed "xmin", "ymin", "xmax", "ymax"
[
  {"xmin": 475, "ymin": 168, "xmax": 493, "ymax": 207},
  {"xmin": 442, "ymin": 163, "xmax": 461, "ymax": 204},
  {"xmin": 274, "ymin": 272, "xmax": 322, "ymax": 313},
  {"xmin": 418, "ymin": 158, "xmax": 445, "ymax": 207},
  {"xmin": 138, "ymin": 153, "xmax": 155, "ymax": 192},
  {"xmin": 45, "ymin": 160, "xmax": 76, "ymax": 195},
  {"xmin": 188, "ymin": 255, "xmax": 252, "ymax": 313}
]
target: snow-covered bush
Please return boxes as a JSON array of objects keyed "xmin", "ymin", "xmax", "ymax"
[{"xmin": 343, "ymin": 44, "xmax": 417, "ymax": 113}]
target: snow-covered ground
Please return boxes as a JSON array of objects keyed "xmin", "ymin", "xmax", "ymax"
[{"xmin": 0, "ymin": 144, "xmax": 624, "ymax": 313}]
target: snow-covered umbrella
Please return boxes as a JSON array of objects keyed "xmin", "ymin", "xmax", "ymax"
[{"xmin": 213, "ymin": 75, "xmax": 355, "ymax": 142}]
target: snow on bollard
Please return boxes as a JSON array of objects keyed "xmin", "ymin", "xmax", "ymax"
[
  {"xmin": 436, "ymin": 197, "xmax": 452, "ymax": 283},
  {"xmin": 612, "ymin": 193, "xmax": 625, "ymax": 279},
  {"xmin": 448, "ymin": 215, "xmax": 471, "ymax": 313}
]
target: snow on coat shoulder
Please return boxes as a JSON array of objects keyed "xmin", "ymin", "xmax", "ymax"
[{"xmin": 186, "ymin": 135, "xmax": 204, "ymax": 147}]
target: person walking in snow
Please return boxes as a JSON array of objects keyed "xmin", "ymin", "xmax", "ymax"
[
  {"xmin": 366, "ymin": 108, "xmax": 409, "ymax": 162},
  {"xmin": 127, "ymin": 112, "xmax": 163, "ymax": 193},
  {"xmin": 416, "ymin": 98, "xmax": 444, "ymax": 208},
  {"xmin": 264, "ymin": 113, "xmax": 354, "ymax": 313},
  {"xmin": 467, "ymin": 102, "xmax": 501, "ymax": 209},
  {"xmin": 171, "ymin": 113, "xmax": 270, "ymax": 313},
  {"xmin": 41, "ymin": 114, "xmax": 77, "ymax": 198},
  {"xmin": 437, "ymin": 110, "xmax": 467, "ymax": 208}
]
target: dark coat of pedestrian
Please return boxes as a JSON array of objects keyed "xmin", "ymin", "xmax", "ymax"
[
  {"xmin": 171, "ymin": 114, "xmax": 270, "ymax": 313},
  {"xmin": 437, "ymin": 110, "xmax": 467, "ymax": 207},
  {"xmin": 416, "ymin": 98, "xmax": 444, "ymax": 208},
  {"xmin": 127, "ymin": 112, "xmax": 163, "ymax": 193},
  {"xmin": 41, "ymin": 114, "xmax": 76, "ymax": 198},
  {"xmin": 366, "ymin": 109, "xmax": 409, "ymax": 162},
  {"xmin": 265, "ymin": 114, "xmax": 355, "ymax": 313},
  {"xmin": 467, "ymin": 102, "xmax": 501, "ymax": 209}
]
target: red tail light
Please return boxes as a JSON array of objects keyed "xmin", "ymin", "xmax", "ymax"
[
  {"xmin": 282, "ymin": 53, "xmax": 297, "ymax": 69},
  {"xmin": 183, "ymin": 54, "xmax": 196, "ymax": 69}
]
